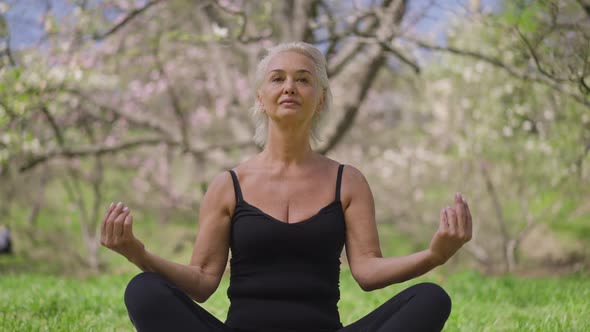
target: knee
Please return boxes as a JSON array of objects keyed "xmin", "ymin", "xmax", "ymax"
[
  {"xmin": 412, "ymin": 282, "xmax": 452, "ymax": 317},
  {"xmin": 124, "ymin": 272, "xmax": 171, "ymax": 314}
]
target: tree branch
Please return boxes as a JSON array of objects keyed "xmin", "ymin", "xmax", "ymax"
[
  {"xmin": 206, "ymin": 1, "xmax": 272, "ymax": 44},
  {"xmin": 64, "ymin": 88, "xmax": 178, "ymax": 140},
  {"xmin": 319, "ymin": 0, "xmax": 408, "ymax": 153},
  {"xmin": 576, "ymin": 0, "xmax": 590, "ymax": 19},
  {"xmin": 406, "ymin": 36, "xmax": 590, "ymax": 109},
  {"xmin": 93, "ymin": 0, "xmax": 163, "ymax": 40},
  {"xmin": 152, "ymin": 36, "xmax": 190, "ymax": 151},
  {"xmin": 515, "ymin": 27, "xmax": 570, "ymax": 83},
  {"xmin": 211, "ymin": 0, "xmax": 248, "ymax": 41},
  {"xmin": 324, "ymin": 8, "xmax": 379, "ymax": 76},
  {"xmin": 358, "ymin": 36, "xmax": 420, "ymax": 73},
  {"xmin": 40, "ymin": 106, "xmax": 65, "ymax": 145},
  {"xmin": 318, "ymin": 45, "xmax": 385, "ymax": 154},
  {"xmin": 327, "ymin": 40, "xmax": 364, "ymax": 77},
  {"xmin": 19, "ymin": 137, "xmax": 254, "ymax": 173},
  {"xmin": 1, "ymin": 30, "xmax": 16, "ymax": 66}
]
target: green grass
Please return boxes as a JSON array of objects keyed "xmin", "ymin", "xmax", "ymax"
[{"xmin": 1, "ymin": 269, "xmax": 588, "ymax": 331}]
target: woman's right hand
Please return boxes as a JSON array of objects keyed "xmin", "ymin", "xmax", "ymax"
[{"xmin": 100, "ymin": 202, "xmax": 145, "ymax": 264}]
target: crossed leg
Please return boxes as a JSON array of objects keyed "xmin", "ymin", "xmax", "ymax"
[{"xmin": 125, "ymin": 272, "xmax": 451, "ymax": 332}]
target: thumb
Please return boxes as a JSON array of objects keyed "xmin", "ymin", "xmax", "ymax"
[
  {"xmin": 123, "ymin": 213, "xmax": 133, "ymax": 238},
  {"xmin": 439, "ymin": 208, "xmax": 448, "ymax": 232}
]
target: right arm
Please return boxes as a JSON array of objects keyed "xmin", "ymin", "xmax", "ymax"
[{"xmin": 101, "ymin": 171, "xmax": 233, "ymax": 303}]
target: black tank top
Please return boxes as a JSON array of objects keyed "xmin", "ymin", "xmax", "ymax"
[{"xmin": 226, "ymin": 165, "xmax": 346, "ymax": 332}]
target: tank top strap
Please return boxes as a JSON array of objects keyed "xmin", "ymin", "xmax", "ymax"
[
  {"xmin": 335, "ymin": 164, "xmax": 345, "ymax": 202},
  {"xmin": 228, "ymin": 170, "xmax": 244, "ymax": 203}
]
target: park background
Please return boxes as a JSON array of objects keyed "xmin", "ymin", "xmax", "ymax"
[{"xmin": 1, "ymin": 0, "xmax": 589, "ymax": 330}]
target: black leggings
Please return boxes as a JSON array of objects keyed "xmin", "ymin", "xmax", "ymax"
[{"xmin": 124, "ymin": 272, "xmax": 451, "ymax": 332}]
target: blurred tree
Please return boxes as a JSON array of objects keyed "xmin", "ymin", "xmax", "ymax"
[
  {"xmin": 341, "ymin": 0, "xmax": 590, "ymax": 273},
  {"xmin": 0, "ymin": 0, "xmax": 587, "ymax": 273}
]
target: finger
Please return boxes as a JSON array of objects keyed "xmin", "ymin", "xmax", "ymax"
[
  {"xmin": 440, "ymin": 208, "xmax": 448, "ymax": 232},
  {"xmin": 463, "ymin": 197, "xmax": 473, "ymax": 240},
  {"xmin": 106, "ymin": 201, "xmax": 122, "ymax": 222},
  {"xmin": 113, "ymin": 207, "xmax": 129, "ymax": 238},
  {"xmin": 446, "ymin": 207, "xmax": 457, "ymax": 235},
  {"xmin": 123, "ymin": 213, "xmax": 133, "ymax": 239},
  {"xmin": 101, "ymin": 202, "xmax": 115, "ymax": 238},
  {"xmin": 106, "ymin": 202, "xmax": 124, "ymax": 239},
  {"xmin": 455, "ymin": 193, "xmax": 466, "ymax": 238}
]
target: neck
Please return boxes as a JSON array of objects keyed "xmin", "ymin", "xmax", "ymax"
[{"xmin": 261, "ymin": 123, "xmax": 314, "ymax": 166}]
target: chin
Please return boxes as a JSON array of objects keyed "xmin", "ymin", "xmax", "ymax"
[{"xmin": 277, "ymin": 108, "xmax": 304, "ymax": 116}]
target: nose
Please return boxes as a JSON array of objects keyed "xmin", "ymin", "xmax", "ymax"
[{"xmin": 283, "ymin": 78, "xmax": 296, "ymax": 95}]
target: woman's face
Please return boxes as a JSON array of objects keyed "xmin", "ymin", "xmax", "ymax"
[{"xmin": 258, "ymin": 51, "xmax": 324, "ymax": 129}]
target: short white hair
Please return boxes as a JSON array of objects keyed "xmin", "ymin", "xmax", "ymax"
[{"xmin": 251, "ymin": 42, "xmax": 333, "ymax": 148}]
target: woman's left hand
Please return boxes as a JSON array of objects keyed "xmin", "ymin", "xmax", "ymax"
[{"xmin": 427, "ymin": 193, "xmax": 473, "ymax": 266}]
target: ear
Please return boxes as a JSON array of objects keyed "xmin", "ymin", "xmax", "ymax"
[
  {"xmin": 316, "ymin": 88, "xmax": 326, "ymax": 114},
  {"xmin": 257, "ymin": 93, "xmax": 265, "ymax": 113}
]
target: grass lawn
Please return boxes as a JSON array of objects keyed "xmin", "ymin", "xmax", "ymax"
[{"xmin": 0, "ymin": 269, "xmax": 588, "ymax": 331}]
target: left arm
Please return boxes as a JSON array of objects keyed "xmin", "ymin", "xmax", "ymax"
[{"xmin": 342, "ymin": 166, "xmax": 472, "ymax": 292}]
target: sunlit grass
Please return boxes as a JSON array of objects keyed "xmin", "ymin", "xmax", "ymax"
[{"xmin": 1, "ymin": 269, "xmax": 588, "ymax": 331}]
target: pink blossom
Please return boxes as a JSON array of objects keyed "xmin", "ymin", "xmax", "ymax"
[
  {"xmin": 122, "ymin": 100, "xmax": 138, "ymax": 114},
  {"xmin": 234, "ymin": 74, "xmax": 252, "ymax": 103},
  {"xmin": 128, "ymin": 80, "xmax": 142, "ymax": 95},
  {"xmin": 190, "ymin": 107, "xmax": 213, "ymax": 127},
  {"xmin": 79, "ymin": 55, "xmax": 96, "ymax": 69},
  {"xmin": 149, "ymin": 70, "xmax": 160, "ymax": 81},
  {"xmin": 164, "ymin": 62, "xmax": 178, "ymax": 74},
  {"xmin": 117, "ymin": 118, "xmax": 129, "ymax": 132},
  {"xmin": 138, "ymin": 157, "xmax": 156, "ymax": 177},
  {"xmin": 187, "ymin": 47, "xmax": 204, "ymax": 58},
  {"xmin": 104, "ymin": 135, "xmax": 118, "ymax": 147},
  {"xmin": 155, "ymin": 79, "xmax": 168, "ymax": 94},
  {"xmin": 193, "ymin": 80, "xmax": 205, "ymax": 91},
  {"xmin": 205, "ymin": 77, "xmax": 218, "ymax": 94},
  {"xmin": 215, "ymin": 98, "xmax": 228, "ymax": 117},
  {"xmin": 218, "ymin": 0, "xmax": 242, "ymax": 11},
  {"xmin": 114, "ymin": 13, "xmax": 126, "ymax": 25},
  {"xmin": 132, "ymin": 177, "xmax": 150, "ymax": 195},
  {"xmin": 144, "ymin": 82, "xmax": 155, "ymax": 96}
]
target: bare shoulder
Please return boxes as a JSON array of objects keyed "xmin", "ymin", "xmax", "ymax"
[
  {"xmin": 206, "ymin": 170, "xmax": 234, "ymax": 196},
  {"xmin": 314, "ymin": 155, "xmax": 367, "ymax": 189},
  {"xmin": 341, "ymin": 164, "xmax": 368, "ymax": 182},
  {"xmin": 312, "ymin": 153, "xmax": 342, "ymax": 170},
  {"xmin": 340, "ymin": 164, "xmax": 373, "ymax": 209},
  {"xmin": 202, "ymin": 170, "xmax": 236, "ymax": 216},
  {"xmin": 229, "ymin": 155, "xmax": 261, "ymax": 177}
]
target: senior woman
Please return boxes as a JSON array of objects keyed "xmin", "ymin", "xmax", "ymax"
[{"xmin": 101, "ymin": 42, "xmax": 472, "ymax": 332}]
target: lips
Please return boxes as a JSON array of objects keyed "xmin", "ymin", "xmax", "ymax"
[{"xmin": 280, "ymin": 99, "xmax": 300, "ymax": 105}]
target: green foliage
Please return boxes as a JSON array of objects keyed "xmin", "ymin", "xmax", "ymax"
[
  {"xmin": 409, "ymin": 3, "xmax": 590, "ymax": 266},
  {"xmin": 500, "ymin": 1, "xmax": 547, "ymax": 33}
]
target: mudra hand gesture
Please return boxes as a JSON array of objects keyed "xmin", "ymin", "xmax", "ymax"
[
  {"xmin": 428, "ymin": 193, "xmax": 473, "ymax": 265},
  {"xmin": 100, "ymin": 202, "xmax": 145, "ymax": 264}
]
